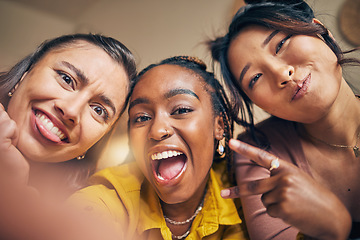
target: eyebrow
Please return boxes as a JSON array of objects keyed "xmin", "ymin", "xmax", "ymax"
[
  {"xmin": 61, "ymin": 61, "xmax": 89, "ymax": 85},
  {"xmin": 165, "ymin": 88, "xmax": 199, "ymax": 100},
  {"xmin": 60, "ymin": 61, "xmax": 117, "ymax": 116},
  {"xmin": 128, "ymin": 88, "xmax": 199, "ymax": 111},
  {"xmin": 238, "ymin": 30, "xmax": 280, "ymax": 83},
  {"xmin": 128, "ymin": 98, "xmax": 149, "ymax": 111},
  {"xmin": 262, "ymin": 30, "xmax": 280, "ymax": 47},
  {"xmin": 238, "ymin": 63, "xmax": 251, "ymax": 84},
  {"xmin": 99, "ymin": 94, "xmax": 117, "ymax": 116}
]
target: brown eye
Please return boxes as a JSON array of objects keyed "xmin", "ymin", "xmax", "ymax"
[
  {"xmin": 56, "ymin": 70, "xmax": 75, "ymax": 89},
  {"xmin": 172, "ymin": 107, "xmax": 193, "ymax": 115},
  {"xmin": 276, "ymin": 35, "xmax": 292, "ymax": 54},
  {"xmin": 91, "ymin": 105, "xmax": 109, "ymax": 120}
]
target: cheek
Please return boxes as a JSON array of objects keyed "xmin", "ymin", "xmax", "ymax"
[
  {"xmin": 187, "ymin": 120, "xmax": 215, "ymax": 166},
  {"xmin": 129, "ymin": 129, "xmax": 147, "ymax": 169},
  {"xmin": 79, "ymin": 121, "xmax": 110, "ymax": 150}
]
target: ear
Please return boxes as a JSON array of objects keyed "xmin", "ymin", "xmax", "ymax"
[
  {"xmin": 214, "ymin": 115, "xmax": 225, "ymax": 140},
  {"xmin": 312, "ymin": 18, "xmax": 335, "ymax": 40}
]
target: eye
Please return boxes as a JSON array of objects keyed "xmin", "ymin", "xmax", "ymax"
[
  {"xmin": 276, "ymin": 34, "xmax": 292, "ymax": 54},
  {"xmin": 91, "ymin": 104, "xmax": 109, "ymax": 120},
  {"xmin": 172, "ymin": 107, "xmax": 193, "ymax": 115},
  {"xmin": 249, "ymin": 73, "xmax": 262, "ymax": 89},
  {"xmin": 134, "ymin": 114, "xmax": 151, "ymax": 123},
  {"xmin": 56, "ymin": 71, "xmax": 75, "ymax": 89}
]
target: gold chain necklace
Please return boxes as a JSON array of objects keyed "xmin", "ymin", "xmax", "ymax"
[{"xmin": 307, "ymin": 131, "xmax": 360, "ymax": 157}]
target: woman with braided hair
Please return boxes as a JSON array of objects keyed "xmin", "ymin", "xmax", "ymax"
[
  {"xmin": 69, "ymin": 56, "xmax": 248, "ymax": 240},
  {"xmin": 209, "ymin": 0, "xmax": 360, "ymax": 239}
]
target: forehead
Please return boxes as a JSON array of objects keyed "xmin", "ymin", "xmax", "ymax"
[
  {"xmin": 229, "ymin": 25, "xmax": 272, "ymax": 52},
  {"xmin": 228, "ymin": 25, "xmax": 273, "ymax": 73},
  {"xmin": 132, "ymin": 64, "xmax": 209, "ymax": 99}
]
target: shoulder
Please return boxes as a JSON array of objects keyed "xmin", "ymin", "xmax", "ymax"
[
  {"xmin": 240, "ymin": 116, "xmax": 294, "ymax": 138},
  {"xmin": 69, "ymin": 162, "xmax": 144, "ymax": 218},
  {"xmin": 88, "ymin": 161, "xmax": 144, "ymax": 192},
  {"xmin": 238, "ymin": 116, "xmax": 298, "ymax": 149}
]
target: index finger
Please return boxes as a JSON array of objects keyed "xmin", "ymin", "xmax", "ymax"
[{"xmin": 229, "ymin": 139, "xmax": 278, "ymax": 170}]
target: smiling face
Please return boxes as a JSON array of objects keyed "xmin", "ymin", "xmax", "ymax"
[
  {"xmin": 128, "ymin": 64, "xmax": 224, "ymax": 204},
  {"xmin": 7, "ymin": 41, "xmax": 129, "ymax": 163},
  {"xmin": 228, "ymin": 25, "xmax": 342, "ymax": 123}
]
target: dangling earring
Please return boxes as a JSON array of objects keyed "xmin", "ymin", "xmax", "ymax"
[
  {"xmin": 217, "ymin": 134, "xmax": 226, "ymax": 157},
  {"xmin": 76, "ymin": 154, "xmax": 86, "ymax": 160}
]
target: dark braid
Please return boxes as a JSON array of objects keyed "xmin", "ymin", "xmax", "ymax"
[{"xmin": 128, "ymin": 56, "xmax": 236, "ymax": 184}]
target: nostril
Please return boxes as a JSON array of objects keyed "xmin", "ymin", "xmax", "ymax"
[
  {"xmin": 281, "ymin": 81, "xmax": 288, "ymax": 85},
  {"xmin": 289, "ymin": 70, "xmax": 292, "ymax": 76}
]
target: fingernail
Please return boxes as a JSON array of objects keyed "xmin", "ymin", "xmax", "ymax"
[
  {"xmin": 229, "ymin": 139, "xmax": 240, "ymax": 148},
  {"xmin": 221, "ymin": 189, "xmax": 230, "ymax": 198}
]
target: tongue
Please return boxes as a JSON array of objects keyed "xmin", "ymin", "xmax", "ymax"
[{"xmin": 158, "ymin": 157, "xmax": 185, "ymax": 180}]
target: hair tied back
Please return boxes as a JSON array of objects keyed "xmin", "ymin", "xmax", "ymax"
[{"xmin": 176, "ymin": 56, "xmax": 207, "ymax": 70}]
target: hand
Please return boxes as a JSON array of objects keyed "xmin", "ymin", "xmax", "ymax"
[
  {"xmin": 0, "ymin": 103, "xmax": 30, "ymax": 187},
  {"xmin": 222, "ymin": 139, "xmax": 351, "ymax": 240}
]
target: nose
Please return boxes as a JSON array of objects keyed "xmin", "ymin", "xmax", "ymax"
[
  {"xmin": 148, "ymin": 114, "xmax": 172, "ymax": 141},
  {"xmin": 270, "ymin": 64, "xmax": 295, "ymax": 88},
  {"xmin": 55, "ymin": 95, "xmax": 87, "ymax": 125}
]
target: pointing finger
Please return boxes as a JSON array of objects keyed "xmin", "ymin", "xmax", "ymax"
[{"xmin": 229, "ymin": 139, "xmax": 278, "ymax": 170}]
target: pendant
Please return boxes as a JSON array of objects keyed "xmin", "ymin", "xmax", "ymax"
[{"xmin": 353, "ymin": 146, "xmax": 360, "ymax": 157}]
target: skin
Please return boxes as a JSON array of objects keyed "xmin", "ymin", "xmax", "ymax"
[
  {"xmin": 128, "ymin": 64, "xmax": 224, "ymax": 236},
  {"xmin": 224, "ymin": 24, "xmax": 360, "ymax": 239},
  {"xmin": 228, "ymin": 24, "xmax": 342, "ymax": 124},
  {"xmin": 6, "ymin": 41, "xmax": 128, "ymax": 164},
  {"xmin": 0, "ymin": 41, "xmax": 131, "ymax": 238}
]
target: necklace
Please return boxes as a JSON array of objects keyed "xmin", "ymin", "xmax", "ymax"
[
  {"xmin": 164, "ymin": 200, "xmax": 204, "ymax": 225},
  {"xmin": 163, "ymin": 191, "xmax": 206, "ymax": 239},
  {"xmin": 307, "ymin": 131, "xmax": 360, "ymax": 157},
  {"xmin": 171, "ymin": 230, "xmax": 191, "ymax": 240}
]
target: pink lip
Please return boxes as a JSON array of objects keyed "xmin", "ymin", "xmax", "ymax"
[
  {"xmin": 291, "ymin": 73, "xmax": 311, "ymax": 101},
  {"xmin": 31, "ymin": 108, "xmax": 69, "ymax": 144},
  {"xmin": 148, "ymin": 146, "xmax": 188, "ymax": 186}
]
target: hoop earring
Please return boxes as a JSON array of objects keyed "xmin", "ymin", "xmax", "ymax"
[{"xmin": 217, "ymin": 135, "xmax": 226, "ymax": 157}]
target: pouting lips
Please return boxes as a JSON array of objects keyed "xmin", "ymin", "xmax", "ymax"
[{"xmin": 151, "ymin": 150, "xmax": 187, "ymax": 181}]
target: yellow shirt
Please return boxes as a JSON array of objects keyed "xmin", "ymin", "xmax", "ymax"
[{"xmin": 70, "ymin": 162, "xmax": 248, "ymax": 240}]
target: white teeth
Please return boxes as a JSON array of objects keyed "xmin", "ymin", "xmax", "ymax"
[
  {"xmin": 36, "ymin": 112, "xmax": 66, "ymax": 140},
  {"xmin": 151, "ymin": 150, "xmax": 183, "ymax": 160},
  {"xmin": 157, "ymin": 173, "xmax": 164, "ymax": 180}
]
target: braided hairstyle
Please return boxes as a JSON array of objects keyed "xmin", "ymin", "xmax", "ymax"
[
  {"xmin": 208, "ymin": 0, "xmax": 360, "ymax": 149},
  {"xmin": 128, "ymin": 56, "xmax": 236, "ymax": 184}
]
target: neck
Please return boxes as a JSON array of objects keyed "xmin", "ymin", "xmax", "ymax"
[
  {"xmin": 301, "ymin": 80, "xmax": 360, "ymax": 145},
  {"xmin": 161, "ymin": 177, "xmax": 208, "ymax": 223}
]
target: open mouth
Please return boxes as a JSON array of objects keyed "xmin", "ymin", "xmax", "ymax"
[
  {"xmin": 151, "ymin": 150, "xmax": 187, "ymax": 181},
  {"xmin": 34, "ymin": 110, "xmax": 68, "ymax": 143}
]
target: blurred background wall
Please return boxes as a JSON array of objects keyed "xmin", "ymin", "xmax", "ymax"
[{"xmin": 1, "ymin": 0, "xmax": 359, "ymax": 169}]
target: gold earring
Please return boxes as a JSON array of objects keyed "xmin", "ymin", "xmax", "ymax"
[
  {"xmin": 76, "ymin": 154, "xmax": 85, "ymax": 160},
  {"xmin": 8, "ymin": 91, "xmax": 13, "ymax": 97}
]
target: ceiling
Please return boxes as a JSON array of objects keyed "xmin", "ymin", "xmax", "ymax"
[{"xmin": 5, "ymin": 0, "xmax": 100, "ymax": 20}]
